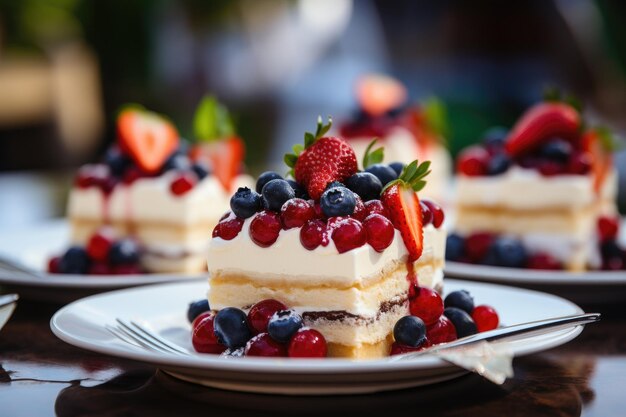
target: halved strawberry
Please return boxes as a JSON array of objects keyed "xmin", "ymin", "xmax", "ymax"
[
  {"xmin": 117, "ymin": 108, "xmax": 179, "ymax": 174},
  {"xmin": 380, "ymin": 160, "xmax": 431, "ymax": 262},
  {"xmin": 581, "ymin": 129, "xmax": 613, "ymax": 193},
  {"xmin": 505, "ymin": 102, "xmax": 581, "ymax": 157},
  {"xmin": 286, "ymin": 117, "xmax": 358, "ymax": 200},
  {"xmin": 356, "ymin": 74, "xmax": 407, "ymax": 116},
  {"xmin": 190, "ymin": 136, "xmax": 245, "ymax": 192}
]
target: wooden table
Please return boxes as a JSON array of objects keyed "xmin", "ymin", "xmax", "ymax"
[{"xmin": 1, "ymin": 298, "xmax": 625, "ymax": 417}]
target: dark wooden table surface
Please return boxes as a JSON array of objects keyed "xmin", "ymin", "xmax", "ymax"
[{"xmin": 1, "ymin": 295, "xmax": 625, "ymax": 417}]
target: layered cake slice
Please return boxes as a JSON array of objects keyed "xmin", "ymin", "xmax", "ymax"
[
  {"xmin": 65, "ymin": 99, "xmax": 252, "ymax": 274},
  {"xmin": 449, "ymin": 99, "xmax": 621, "ymax": 271},
  {"xmin": 207, "ymin": 118, "xmax": 447, "ymax": 358},
  {"xmin": 339, "ymin": 74, "xmax": 451, "ymax": 203}
]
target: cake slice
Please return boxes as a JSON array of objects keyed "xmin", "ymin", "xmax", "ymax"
[
  {"xmin": 207, "ymin": 118, "xmax": 447, "ymax": 358},
  {"xmin": 66, "ymin": 100, "xmax": 252, "ymax": 274},
  {"xmin": 339, "ymin": 74, "xmax": 451, "ymax": 203},
  {"xmin": 450, "ymin": 100, "xmax": 619, "ymax": 271}
]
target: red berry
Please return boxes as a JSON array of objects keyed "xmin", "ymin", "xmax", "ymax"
[
  {"xmin": 420, "ymin": 201, "xmax": 433, "ymax": 225},
  {"xmin": 122, "ymin": 166, "xmax": 146, "ymax": 184},
  {"xmin": 526, "ymin": 252, "xmax": 562, "ymax": 270},
  {"xmin": 170, "ymin": 172, "xmax": 197, "ymax": 196},
  {"xmin": 331, "ymin": 218, "xmax": 367, "ymax": 253},
  {"xmin": 300, "ymin": 219, "xmax": 327, "ymax": 250},
  {"xmin": 247, "ymin": 299, "xmax": 287, "ymax": 334},
  {"xmin": 538, "ymin": 161, "xmax": 565, "ymax": 176},
  {"xmin": 192, "ymin": 314, "xmax": 226, "ymax": 354},
  {"xmin": 280, "ymin": 198, "xmax": 315, "ymax": 229},
  {"xmin": 311, "ymin": 201, "xmax": 326, "ymax": 219},
  {"xmin": 288, "ymin": 328, "xmax": 327, "ymax": 358},
  {"xmin": 112, "ymin": 264, "xmax": 143, "ymax": 275},
  {"xmin": 465, "ymin": 232, "xmax": 494, "ymax": 262},
  {"xmin": 352, "ymin": 195, "xmax": 367, "ymax": 222},
  {"xmin": 602, "ymin": 257, "xmax": 625, "ymax": 271},
  {"xmin": 422, "ymin": 199, "xmax": 444, "ymax": 228},
  {"xmin": 192, "ymin": 311, "xmax": 213, "ymax": 329},
  {"xmin": 363, "ymin": 200, "xmax": 389, "ymax": 218},
  {"xmin": 249, "ymin": 210, "xmax": 281, "ymax": 247},
  {"xmin": 456, "ymin": 146, "xmax": 489, "ymax": 176},
  {"xmin": 86, "ymin": 228, "xmax": 115, "ymax": 262},
  {"xmin": 88, "ymin": 262, "xmax": 111, "ymax": 275},
  {"xmin": 567, "ymin": 152, "xmax": 592, "ymax": 175},
  {"xmin": 426, "ymin": 316, "xmax": 457, "ymax": 344},
  {"xmin": 48, "ymin": 256, "xmax": 61, "ymax": 273},
  {"xmin": 471, "ymin": 305, "xmax": 499, "ymax": 332},
  {"xmin": 363, "ymin": 214, "xmax": 394, "ymax": 252},
  {"xmin": 245, "ymin": 333, "xmax": 287, "ymax": 357},
  {"xmin": 75, "ymin": 164, "xmax": 110, "ymax": 189},
  {"xmin": 598, "ymin": 216, "xmax": 619, "ymax": 242},
  {"xmin": 409, "ymin": 286, "xmax": 444, "ymax": 326},
  {"xmin": 212, "ymin": 213, "xmax": 245, "ymax": 240},
  {"xmin": 390, "ymin": 339, "xmax": 432, "ymax": 355}
]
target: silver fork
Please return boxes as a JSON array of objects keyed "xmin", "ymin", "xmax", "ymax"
[{"xmin": 106, "ymin": 318, "xmax": 190, "ymax": 355}]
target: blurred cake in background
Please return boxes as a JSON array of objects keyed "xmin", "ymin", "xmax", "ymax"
[
  {"xmin": 448, "ymin": 97, "xmax": 623, "ymax": 271},
  {"xmin": 53, "ymin": 97, "xmax": 252, "ymax": 275},
  {"xmin": 339, "ymin": 74, "xmax": 451, "ymax": 203}
]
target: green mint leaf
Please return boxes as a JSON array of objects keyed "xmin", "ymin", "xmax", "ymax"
[
  {"xmin": 422, "ymin": 97, "xmax": 448, "ymax": 139},
  {"xmin": 193, "ymin": 95, "xmax": 235, "ymax": 143}
]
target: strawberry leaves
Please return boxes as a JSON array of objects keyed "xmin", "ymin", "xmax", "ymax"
[
  {"xmin": 193, "ymin": 95, "xmax": 235, "ymax": 143},
  {"xmin": 285, "ymin": 116, "xmax": 332, "ymax": 176},
  {"xmin": 383, "ymin": 160, "xmax": 431, "ymax": 193},
  {"xmin": 362, "ymin": 139, "xmax": 384, "ymax": 169}
]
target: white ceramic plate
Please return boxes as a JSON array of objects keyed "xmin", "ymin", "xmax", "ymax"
[
  {"xmin": 0, "ymin": 220, "xmax": 204, "ymax": 301},
  {"xmin": 51, "ymin": 279, "xmax": 585, "ymax": 395}
]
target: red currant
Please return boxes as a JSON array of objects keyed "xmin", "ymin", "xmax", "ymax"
[
  {"xmin": 111, "ymin": 264, "xmax": 143, "ymax": 275},
  {"xmin": 249, "ymin": 211, "xmax": 281, "ymax": 247},
  {"xmin": 390, "ymin": 339, "xmax": 432, "ymax": 355},
  {"xmin": 88, "ymin": 262, "xmax": 111, "ymax": 275},
  {"xmin": 245, "ymin": 333, "xmax": 287, "ymax": 357},
  {"xmin": 456, "ymin": 146, "xmax": 489, "ymax": 176},
  {"xmin": 288, "ymin": 328, "xmax": 327, "ymax": 358},
  {"xmin": 598, "ymin": 216, "xmax": 620, "ymax": 242},
  {"xmin": 352, "ymin": 195, "xmax": 367, "ymax": 222},
  {"xmin": 170, "ymin": 172, "xmax": 197, "ymax": 196},
  {"xmin": 363, "ymin": 199, "xmax": 389, "ymax": 218},
  {"xmin": 192, "ymin": 311, "xmax": 213, "ymax": 329},
  {"xmin": 48, "ymin": 256, "xmax": 61, "ymax": 273},
  {"xmin": 567, "ymin": 152, "xmax": 592, "ymax": 175},
  {"xmin": 300, "ymin": 219, "xmax": 327, "ymax": 250},
  {"xmin": 363, "ymin": 214, "xmax": 394, "ymax": 252},
  {"xmin": 471, "ymin": 305, "xmax": 499, "ymax": 332},
  {"xmin": 248, "ymin": 299, "xmax": 287, "ymax": 334},
  {"xmin": 122, "ymin": 166, "xmax": 145, "ymax": 184},
  {"xmin": 212, "ymin": 214, "xmax": 245, "ymax": 240},
  {"xmin": 420, "ymin": 201, "xmax": 433, "ymax": 225},
  {"xmin": 86, "ymin": 228, "xmax": 115, "ymax": 262},
  {"xmin": 409, "ymin": 286, "xmax": 444, "ymax": 326},
  {"xmin": 192, "ymin": 314, "xmax": 226, "ymax": 354},
  {"xmin": 526, "ymin": 252, "xmax": 562, "ymax": 270},
  {"xmin": 331, "ymin": 218, "xmax": 367, "ymax": 253},
  {"xmin": 538, "ymin": 161, "xmax": 565, "ymax": 177},
  {"xmin": 465, "ymin": 232, "xmax": 494, "ymax": 262},
  {"xmin": 426, "ymin": 316, "xmax": 457, "ymax": 344},
  {"xmin": 280, "ymin": 198, "xmax": 315, "ymax": 229},
  {"xmin": 75, "ymin": 164, "xmax": 110, "ymax": 189},
  {"xmin": 422, "ymin": 199, "xmax": 444, "ymax": 228}
]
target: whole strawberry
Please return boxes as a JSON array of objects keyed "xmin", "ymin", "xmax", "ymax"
[{"xmin": 285, "ymin": 117, "xmax": 357, "ymax": 200}]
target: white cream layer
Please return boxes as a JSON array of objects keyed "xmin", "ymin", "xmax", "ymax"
[
  {"xmin": 68, "ymin": 170, "xmax": 254, "ymax": 225},
  {"xmin": 456, "ymin": 167, "xmax": 617, "ymax": 210},
  {"xmin": 207, "ymin": 216, "xmax": 446, "ymax": 286}
]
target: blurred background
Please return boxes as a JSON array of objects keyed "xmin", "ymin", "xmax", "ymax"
[{"xmin": 0, "ymin": 0, "xmax": 625, "ymax": 227}]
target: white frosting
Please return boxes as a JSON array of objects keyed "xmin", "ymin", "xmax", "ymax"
[
  {"xmin": 456, "ymin": 167, "xmax": 617, "ymax": 210},
  {"xmin": 207, "ymin": 215, "xmax": 446, "ymax": 285},
  {"xmin": 519, "ymin": 232, "xmax": 600, "ymax": 267}
]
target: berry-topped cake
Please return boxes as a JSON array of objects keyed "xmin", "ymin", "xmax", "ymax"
[
  {"xmin": 339, "ymin": 74, "xmax": 451, "ymax": 203},
  {"xmin": 63, "ymin": 98, "xmax": 252, "ymax": 274},
  {"xmin": 207, "ymin": 117, "xmax": 447, "ymax": 358},
  {"xmin": 449, "ymin": 98, "xmax": 622, "ymax": 271}
]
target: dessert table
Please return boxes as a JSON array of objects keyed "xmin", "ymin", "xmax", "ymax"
[{"xmin": 1, "ymin": 297, "xmax": 624, "ymax": 417}]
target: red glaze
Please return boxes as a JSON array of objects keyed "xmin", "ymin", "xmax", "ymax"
[
  {"xmin": 598, "ymin": 216, "xmax": 620, "ymax": 242},
  {"xmin": 249, "ymin": 211, "xmax": 282, "ymax": 247},
  {"xmin": 300, "ymin": 219, "xmax": 328, "ymax": 250},
  {"xmin": 112, "ymin": 264, "xmax": 143, "ymax": 275},
  {"xmin": 363, "ymin": 214, "xmax": 395, "ymax": 252},
  {"xmin": 330, "ymin": 218, "xmax": 367, "ymax": 253},
  {"xmin": 363, "ymin": 199, "xmax": 389, "ymax": 218},
  {"xmin": 288, "ymin": 328, "xmax": 328, "ymax": 358},
  {"xmin": 170, "ymin": 172, "xmax": 197, "ymax": 196},
  {"xmin": 456, "ymin": 146, "xmax": 489, "ymax": 176},
  {"xmin": 409, "ymin": 286, "xmax": 444, "ymax": 326},
  {"xmin": 422, "ymin": 199, "xmax": 444, "ymax": 228},
  {"xmin": 192, "ymin": 314, "xmax": 226, "ymax": 354},
  {"xmin": 538, "ymin": 161, "xmax": 565, "ymax": 177},
  {"xmin": 472, "ymin": 305, "xmax": 500, "ymax": 332},
  {"xmin": 212, "ymin": 215, "xmax": 245, "ymax": 240},
  {"xmin": 247, "ymin": 299, "xmax": 288, "ymax": 334},
  {"xmin": 245, "ymin": 333, "xmax": 287, "ymax": 357},
  {"xmin": 280, "ymin": 198, "xmax": 315, "ymax": 229},
  {"xmin": 88, "ymin": 263, "xmax": 111, "ymax": 275},
  {"xmin": 426, "ymin": 316, "xmax": 457, "ymax": 344},
  {"xmin": 86, "ymin": 228, "xmax": 115, "ymax": 262},
  {"xmin": 465, "ymin": 232, "xmax": 494, "ymax": 263}
]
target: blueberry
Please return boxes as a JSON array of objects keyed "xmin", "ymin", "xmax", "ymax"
[
  {"xmin": 444, "ymin": 307, "xmax": 477, "ymax": 338},
  {"xmin": 345, "ymin": 172, "xmax": 383, "ymax": 201},
  {"xmin": 320, "ymin": 186, "xmax": 356, "ymax": 217},
  {"xmin": 59, "ymin": 246, "xmax": 90, "ymax": 274},
  {"xmin": 445, "ymin": 234, "xmax": 465, "ymax": 262},
  {"xmin": 256, "ymin": 171, "xmax": 283, "ymax": 194},
  {"xmin": 267, "ymin": 309, "xmax": 303, "ymax": 343},
  {"xmin": 389, "ymin": 162, "xmax": 405, "ymax": 177},
  {"xmin": 365, "ymin": 164, "xmax": 398, "ymax": 186},
  {"xmin": 482, "ymin": 127, "xmax": 508, "ymax": 149},
  {"xmin": 600, "ymin": 240, "xmax": 623, "ymax": 259},
  {"xmin": 262, "ymin": 179, "xmax": 295, "ymax": 211},
  {"xmin": 540, "ymin": 139, "xmax": 572, "ymax": 163},
  {"xmin": 162, "ymin": 153, "xmax": 191, "ymax": 172},
  {"xmin": 486, "ymin": 153, "xmax": 511, "ymax": 176},
  {"xmin": 109, "ymin": 239, "xmax": 141, "ymax": 265},
  {"xmin": 444, "ymin": 290, "xmax": 474, "ymax": 314},
  {"xmin": 325, "ymin": 181, "xmax": 345, "ymax": 190},
  {"xmin": 490, "ymin": 237, "xmax": 527, "ymax": 268},
  {"xmin": 187, "ymin": 299, "xmax": 210, "ymax": 323},
  {"xmin": 287, "ymin": 179, "xmax": 308, "ymax": 199},
  {"xmin": 103, "ymin": 147, "xmax": 131, "ymax": 177},
  {"xmin": 230, "ymin": 187, "xmax": 262, "ymax": 218},
  {"xmin": 213, "ymin": 307, "xmax": 251, "ymax": 349},
  {"xmin": 192, "ymin": 161, "xmax": 212, "ymax": 180},
  {"xmin": 393, "ymin": 315, "xmax": 427, "ymax": 347}
]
